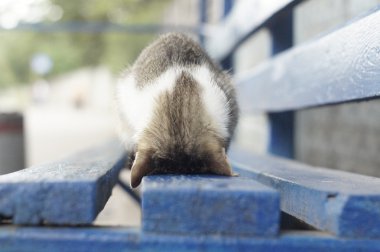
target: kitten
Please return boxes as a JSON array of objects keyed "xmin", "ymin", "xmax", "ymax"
[{"xmin": 116, "ymin": 33, "xmax": 239, "ymax": 188}]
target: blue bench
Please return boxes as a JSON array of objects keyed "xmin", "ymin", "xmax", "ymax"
[{"xmin": 1, "ymin": 1, "xmax": 380, "ymax": 251}]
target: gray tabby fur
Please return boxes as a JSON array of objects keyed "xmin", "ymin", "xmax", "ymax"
[{"xmin": 118, "ymin": 33, "xmax": 239, "ymax": 187}]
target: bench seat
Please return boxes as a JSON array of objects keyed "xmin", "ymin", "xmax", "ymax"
[{"xmin": 0, "ymin": 141, "xmax": 126, "ymax": 225}]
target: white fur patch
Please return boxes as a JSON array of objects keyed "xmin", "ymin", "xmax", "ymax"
[
  {"xmin": 192, "ymin": 66, "xmax": 229, "ymax": 138},
  {"xmin": 117, "ymin": 68, "xmax": 178, "ymax": 147},
  {"xmin": 117, "ymin": 65, "xmax": 230, "ymax": 148}
]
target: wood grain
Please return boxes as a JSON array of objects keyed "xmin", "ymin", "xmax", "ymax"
[
  {"xmin": 0, "ymin": 141, "xmax": 126, "ymax": 225},
  {"xmin": 141, "ymin": 175, "xmax": 279, "ymax": 237},
  {"xmin": 235, "ymin": 9, "xmax": 380, "ymax": 112},
  {"xmin": 229, "ymin": 146, "xmax": 380, "ymax": 238},
  {"xmin": 1, "ymin": 226, "xmax": 380, "ymax": 251}
]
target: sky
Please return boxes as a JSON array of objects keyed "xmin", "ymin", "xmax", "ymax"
[{"xmin": 0, "ymin": 0, "xmax": 62, "ymax": 29}]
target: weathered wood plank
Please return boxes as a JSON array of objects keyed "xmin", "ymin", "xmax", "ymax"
[
  {"xmin": 142, "ymin": 175, "xmax": 279, "ymax": 237},
  {"xmin": 205, "ymin": 0, "xmax": 303, "ymax": 61},
  {"xmin": 229, "ymin": 146, "xmax": 380, "ymax": 238},
  {"xmin": 236, "ymin": 9, "xmax": 380, "ymax": 112},
  {"xmin": 0, "ymin": 141, "xmax": 126, "ymax": 225},
  {"xmin": 1, "ymin": 226, "xmax": 380, "ymax": 252}
]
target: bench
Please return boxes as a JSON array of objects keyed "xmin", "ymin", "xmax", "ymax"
[{"xmin": 1, "ymin": 1, "xmax": 380, "ymax": 251}]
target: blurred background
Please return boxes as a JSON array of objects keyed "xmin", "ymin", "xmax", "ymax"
[
  {"xmin": 0, "ymin": 0, "xmax": 379, "ymax": 226},
  {"xmin": 0, "ymin": 0, "xmax": 197, "ymax": 227},
  {"xmin": 0, "ymin": 0, "xmax": 186, "ymax": 169}
]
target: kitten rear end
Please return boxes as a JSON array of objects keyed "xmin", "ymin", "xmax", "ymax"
[{"xmin": 117, "ymin": 33, "xmax": 239, "ymax": 187}]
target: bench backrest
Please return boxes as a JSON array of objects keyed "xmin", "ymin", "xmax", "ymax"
[
  {"xmin": 203, "ymin": 0, "xmax": 380, "ymax": 239},
  {"xmin": 205, "ymin": 1, "xmax": 380, "ymax": 159}
]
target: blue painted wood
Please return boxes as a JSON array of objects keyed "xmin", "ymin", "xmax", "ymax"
[
  {"xmin": 229, "ymin": 146, "xmax": 380, "ymax": 238},
  {"xmin": 1, "ymin": 226, "xmax": 380, "ymax": 252},
  {"xmin": 0, "ymin": 226, "xmax": 140, "ymax": 252},
  {"xmin": 0, "ymin": 141, "xmax": 126, "ymax": 225},
  {"xmin": 236, "ymin": 8, "xmax": 380, "ymax": 112},
  {"xmin": 268, "ymin": 7, "xmax": 295, "ymax": 158},
  {"xmin": 268, "ymin": 112, "xmax": 294, "ymax": 158},
  {"xmin": 219, "ymin": 0, "xmax": 234, "ymax": 71},
  {"xmin": 141, "ymin": 175, "xmax": 280, "ymax": 237},
  {"xmin": 199, "ymin": 0, "xmax": 208, "ymax": 45},
  {"xmin": 223, "ymin": 0, "xmax": 234, "ymax": 17},
  {"xmin": 220, "ymin": 54, "xmax": 233, "ymax": 72},
  {"xmin": 269, "ymin": 9, "xmax": 293, "ymax": 55},
  {"xmin": 205, "ymin": 0, "xmax": 303, "ymax": 61}
]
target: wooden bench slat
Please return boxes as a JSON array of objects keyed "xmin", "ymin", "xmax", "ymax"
[
  {"xmin": 0, "ymin": 141, "xmax": 126, "ymax": 225},
  {"xmin": 141, "ymin": 175, "xmax": 280, "ymax": 237},
  {"xmin": 205, "ymin": 0, "xmax": 302, "ymax": 61},
  {"xmin": 229, "ymin": 146, "xmax": 380, "ymax": 238},
  {"xmin": 236, "ymin": 9, "xmax": 380, "ymax": 112},
  {"xmin": 1, "ymin": 226, "xmax": 380, "ymax": 251}
]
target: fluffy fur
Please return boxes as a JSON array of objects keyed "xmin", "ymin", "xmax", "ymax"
[{"xmin": 116, "ymin": 33, "xmax": 239, "ymax": 187}]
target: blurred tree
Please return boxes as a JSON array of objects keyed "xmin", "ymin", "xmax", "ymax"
[{"xmin": 0, "ymin": 0, "xmax": 171, "ymax": 88}]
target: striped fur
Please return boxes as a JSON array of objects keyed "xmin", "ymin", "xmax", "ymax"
[{"xmin": 116, "ymin": 33, "xmax": 239, "ymax": 187}]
